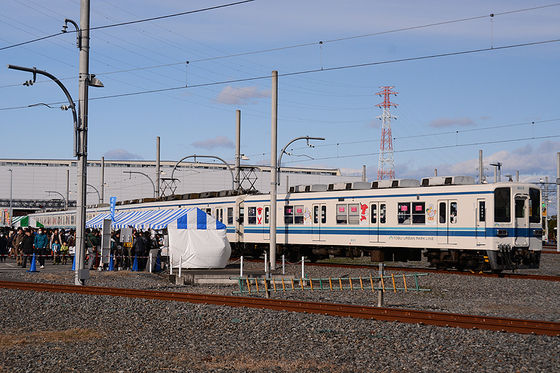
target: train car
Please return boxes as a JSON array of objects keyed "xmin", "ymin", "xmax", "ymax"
[{"xmin": 29, "ymin": 175, "xmax": 542, "ymax": 272}]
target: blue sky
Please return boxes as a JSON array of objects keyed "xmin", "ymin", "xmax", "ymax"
[{"xmin": 1, "ymin": 0, "xmax": 559, "ymax": 183}]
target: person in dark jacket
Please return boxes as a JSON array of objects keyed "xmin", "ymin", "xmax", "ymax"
[
  {"xmin": 21, "ymin": 229, "xmax": 35, "ymax": 268},
  {"xmin": 0, "ymin": 230, "xmax": 8, "ymax": 263},
  {"xmin": 86, "ymin": 229, "xmax": 99, "ymax": 270}
]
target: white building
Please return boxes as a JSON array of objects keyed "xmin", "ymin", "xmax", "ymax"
[{"xmin": 0, "ymin": 158, "xmax": 362, "ymax": 217}]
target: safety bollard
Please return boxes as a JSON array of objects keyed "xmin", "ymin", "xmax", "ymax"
[
  {"xmin": 378, "ymin": 263, "xmax": 385, "ymax": 307},
  {"xmin": 70, "ymin": 255, "xmax": 76, "ymax": 271},
  {"xmin": 154, "ymin": 253, "xmax": 162, "ymax": 272},
  {"xmin": 27, "ymin": 253, "xmax": 38, "ymax": 273},
  {"xmin": 149, "ymin": 252, "xmax": 153, "ymax": 273},
  {"xmin": 132, "ymin": 255, "xmax": 139, "ymax": 271},
  {"xmin": 240, "ymin": 256, "xmax": 243, "ymax": 277},
  {"xmin": 108, "ymin": 254, "xmax": 114, "ymax": 271}
]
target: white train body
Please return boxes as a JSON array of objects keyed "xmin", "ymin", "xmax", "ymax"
[{"xmin": 30, "ymin": 176, "xmax": 543, "ymax": 272}]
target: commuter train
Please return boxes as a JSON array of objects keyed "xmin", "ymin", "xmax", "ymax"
[{"xmin": 29, "ymin": 175, "xmax": 543, "ymax": 272}]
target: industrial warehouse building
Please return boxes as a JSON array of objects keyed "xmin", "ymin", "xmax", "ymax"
[{"xmin": 0, "ymin": 158, "xmax": 362, "ymax": 219}]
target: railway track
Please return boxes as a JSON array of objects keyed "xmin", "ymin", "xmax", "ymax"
[
  {"xmin": 304, "ymin": 262, "xmax": 560, "ymax": 282},
  {"xmin": 1, "ymin": 280, "xmax": 558, "ymax": 337}
]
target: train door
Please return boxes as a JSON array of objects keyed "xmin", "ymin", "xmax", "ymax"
[
  {"xmin": 476, "ymin": 199, "xmax": 486, "ymax": 246},
  {"xmin": 515, "ymin": 195, "xmax": 529, "ymax": 247},
  {"xmin": 437, "ymin": 200, "xmax": 458, "ymax": 244},
  {"xmin": 263, "ymin": 205, "xmax": 270, "ymax": 240},
  {"xmin": 369, "ymin": 202, "xmax": 386, "ymax": 243},
  {"xmin": 312, "ymin": 203, "xmax": 326, "ymax": 241}
]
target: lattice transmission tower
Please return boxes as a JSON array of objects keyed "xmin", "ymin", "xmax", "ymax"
[{"xmin": 376, "ymin": 86, "xmax": 398, "ymax": 180}]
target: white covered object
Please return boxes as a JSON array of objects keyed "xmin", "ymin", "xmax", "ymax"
[{"xmin": 167, "ymin": 208, "xmax": 231, "ymax": 269}]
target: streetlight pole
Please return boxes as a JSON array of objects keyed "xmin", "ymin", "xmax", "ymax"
[
  {"xmin": 7, "ymin": 169, "xmax": 13, "ymax": 225},
  {"xmin": 270, "ymin": 71, "xmax": 278, "ymax": 271},
  {"xmin": 170, "ymin": 155, "xmax": 235, "ymax": 191},
  {"xmin": 123, "ymin": 171, "xmax": 156, "ymax": 198},
  {"xmin": 278, "ymin": 136, "xmax": 325, "ymax": 185},
  {"xmin": 86, "ymin": 184, "xmax": 101, "ymax": 205},
  {"xmin": 45, "ymin": 190, "xmax": 67, "ymax": 210}
]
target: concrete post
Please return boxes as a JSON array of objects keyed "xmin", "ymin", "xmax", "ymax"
[
  {"xmin": 270, "ymin": 71, "xmax": 278, "ymax": 270},
  {"xmin": 362, "ymin": 165, "xmax": 367, "ymax": 182},
  {"xmin": 75, "ymin": 0, "xmax": 91, "ymax": 285},
  {"xmin": 101, "ymin": 157, "xmax": 105, "ymax": 204},
  {"xmin": 479, "ymin": 150, "xmax": 483, "ymax": 184},
  {"xmin": 557, "ymin": 152, "xmax": 559, "ymax": 252},
  {"xmin": 235, "ymin": 110, "xmax": 241, "ymax": 191},
  {"xmin": 156, "ymin": 136, "xmax": 160, "ymax": 198}
]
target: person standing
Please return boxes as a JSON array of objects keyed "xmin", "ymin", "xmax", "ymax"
[
  {"xmin": 86, "ymin": 229, "xmax": 99, "ymax": 270},
  {"xmin": 0, "ymin": 230, "xmax": 8, "ymax": 263},
  {"xmin": 20, "ymin": 229, "xmax": 34, "ymax": 268},
  {"xmin": 12, "ymin": 227, "xmax": 25, "ymax": 266},
  {"xmin": 33, "ymin": 229, "xmax": 48, "ymax": 269}
]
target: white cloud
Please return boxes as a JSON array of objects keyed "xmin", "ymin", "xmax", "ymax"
[
  {"xmin": 103, "ymin": 149, "xmax": 142, "ymax": 160},
  {"xmin": 192, "ymin": 136, "xmax": 234, "ymax": 150},
  {"xmin": 215, "ymin": 85, "xmax": 270, "ymax": 105},
  {"xmin": 396, "ymin": 140, "xmax": 560, "ymax": 182},
  {"xmin": 428, "ymin": 116, "xmax": 476, "ymax": 128}
]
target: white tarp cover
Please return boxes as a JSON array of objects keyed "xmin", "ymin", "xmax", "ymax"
[
  {"xmin": 86, "ymin": 208, "xmax": 230, "ymax": 269},
  {"xmin": 168, "ymin": 208, "xmax": 231, "ymax": 269}
]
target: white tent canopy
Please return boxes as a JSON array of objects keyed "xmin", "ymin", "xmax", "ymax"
[{"xmin": 86, "ymin": 208, "xmax": 231, "ymax": 269}]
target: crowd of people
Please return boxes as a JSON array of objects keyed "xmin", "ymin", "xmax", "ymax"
[{"xmin": 0, "ymin": 226, "xmax": 164, "ymax": 271}]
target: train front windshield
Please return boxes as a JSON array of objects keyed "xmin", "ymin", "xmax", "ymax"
[{"xmin": 494, "ymin": 186, "xmax": 541, "ymax": 224}]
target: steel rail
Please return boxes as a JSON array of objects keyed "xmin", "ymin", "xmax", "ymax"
[{"xmin": 0, "ymin": 280, "xmax": 558, "ymax": 337}]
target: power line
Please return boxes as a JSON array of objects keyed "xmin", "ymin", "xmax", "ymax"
[{"xmin": 0, "ymin": 0, "xmax": 254, "ymax": 51}]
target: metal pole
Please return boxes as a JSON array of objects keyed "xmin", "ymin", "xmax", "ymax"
[
  {"xmin": 301, "ymin": 256, "xmax": 305, "ymax": 279},
  {"xmin": 240, "ymin": 255, "xmax": 243, "ymax": 277},
  {"xmin": 8, "ymin": 169, "xmax": 12, "ymax": 224},
  {"xmin": 282, "ymin": 254, "xmax": 285, "ymax": 275},
  {"xmin": 101, "ymin": 157, "xmax": 105, "ymax": 204},
  {"xmin": 516, "ymin": 171, "xmax": 519, "ymax": 182},
  {"xmin": 362, "ymin": 165, "xmax": 366, "ymax": 182},
  {"xmin": 235, "ymin": 110, "xmax": 241, "ymax": 191},
  {"xmin": 557, "ymin": 152, "xmax": 559, "ymax": 252},
  {"xmin": 479, "ymin": 150, "xmax": 483, "ymax": 183},
  {"xmin": 73, "ymin": 0, "xmax": 91, "ymax": 285},
  {"xmin": 378, "ymin": 263, "xmax": 384, "ymax": 307},
  {"xmin": 434, "ymin": 169, "xmax": 437, "ymax": 177},
  {"xmin": 545, "ymin": 176, "xmax": 549, "ymax": 242},
  {"xmin": 270, "ymin": 71, "xmax": 278, "ymax": 270},
  {"xmin": 156, "ymin": 136, "xmax": 160, "ymax": 198},
  {"xmin": 66, "ymin": 169, "xmax": 69, "ymax": 210}
]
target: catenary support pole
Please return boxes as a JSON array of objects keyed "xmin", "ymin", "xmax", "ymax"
[
  {"xmin": 101, "ymin": 157, "xmax": 105, "ymax": 204},
  {"xmin": 66, "ymin": 169, "xmax": 69, "ymax": 210},
  {"xmin": 479, "ymin": 150, "xmax": 483, "ymax": 183},
  {"xmin": 235, "ymin": 110, "xmax": 241, "ymax": 191},
  {"xmin": 270, "ymin": 71, "xmax": 278, "ymax": 270},
  {"xmin": 557, "ymin": 152, "xmax": 559, "ymax": 252},
  {"xmin": 156, "ymin": 136, "xmax": 160, "ymax": 198},
  {"xmin": 75, "ymin": 0, "xmax": 91, "ymax": 286}
]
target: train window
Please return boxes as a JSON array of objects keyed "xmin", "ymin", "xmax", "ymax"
[
  {"xmin": 529, "ymin": 188, "xmax": 540, "ymax": 223},
  {"xmin": 336, "ymin": 204, "xmax": 348, "ymax": 224},
  {"xmin": 248, "ymin": 207, "xmax": 257, "ymax": 225},
  {"xmin": 228, "ymin": 207, "xmax": 233, "ymax": 225},
  {"xmin": 264, "ymin": 207, "xmax": 269, "ymax": 224},
  {"xmin": 479, "ymin": 201, "xmax": 486, "ymax": 222},
  {"xmin": 284, "ymin": 206, "xmax": 294, "ymax": 225},
  {"xmin": 205, "ymin": 208, "xmax": 211, "ymax": 215},
  {"xmin": 412, "ymin": 202, "xmax": 425, "ymax": 224},
  {"xmin": 321, "ymin": 206, "xmax": 327, "ymax": 224},
  {"xmin": 348, "ymin": 203, "xmax": 360, "ymax": 225},
  {"xmin": 439, "ymin": 202, "xmax": 446, "ymax": 224},
  {"xmin": 515, "ymin": 200, "xmax": 525, "ymax": 218},
  {"xmin": 397, "ymin": 202, "xmax": 411, "ymax": 225},
  {"xmin": 450, "ymin": 202, "xmax": 458, "ymax": 224},
  {"xmin": 294, "ymin": 205, "xmax": 304, "ymax": 224},
  {"xmin": 238, "ymin": 207, "xmax": 244, "ymax": 225},
  {"xmin": 494, "ymin": 187, "xmax": 511, "ymax": 223},
  {"xmin": 371, "ymin": 204, "xmax": 377, "ymax": 224},
  {"xmin": 314, "ymin": 206, "xmax": 319, "ymax": 224},
  {"xmin": 380, "ymin": 204, "xmax": 386, "ymax": 224}
]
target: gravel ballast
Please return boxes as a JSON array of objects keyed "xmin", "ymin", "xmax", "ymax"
[{"xmin": 0, "ymin": 254, "xmax": 559, "ymax": 372}]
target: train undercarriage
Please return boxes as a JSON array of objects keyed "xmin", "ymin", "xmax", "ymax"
[{"xmin": 232, "ymin": 242, "xmax": 541, "ymax": 272}]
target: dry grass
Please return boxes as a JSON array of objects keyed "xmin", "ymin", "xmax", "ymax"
[
  {"xmin": 173, "ymin": 353, "xmax": 348, "ymax": 372},
  {"xmin": 0, "ymin": 328, "xmax": 101, "ymax": 349}
]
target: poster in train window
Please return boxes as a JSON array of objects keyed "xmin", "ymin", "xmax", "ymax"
[
  {"xmin": 336, "ymin": 204, "xmax": 347, "ymax": 224},
  {"xmin": 284, "ymin": 205, "xmax": 294, "ymax": 225},
  {"xmin": 348, "ymin": 203, "xmax": 360, "ymax": 225},
  {"xmin": 397, "ymin": 202, "xmax": 411, "ymax": 225},
  {"xmin": 412, "ymin": 202, "xmax": 425, "ymax": 224},
  {"xmin": 294, "ymin": 205, "xmax": 304, "ymax": 224}
]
